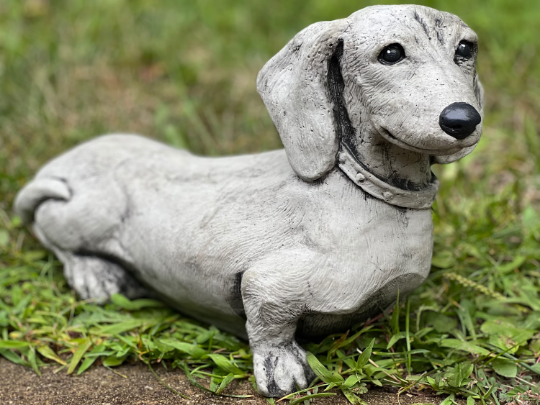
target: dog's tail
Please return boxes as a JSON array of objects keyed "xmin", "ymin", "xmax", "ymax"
[{"xmin": 14, "ymin": 178, "xmax": 72, "ymax": 225}]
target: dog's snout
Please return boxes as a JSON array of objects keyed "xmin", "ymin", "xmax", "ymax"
[{"xmin": 438, "ymin": 102, "xmax": 481, "ymax": 140}]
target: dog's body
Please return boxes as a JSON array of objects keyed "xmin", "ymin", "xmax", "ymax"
[
  {"xmin": 15, "ymin": 5, "xmax": 483, "ymax": 397},
  {"xmin": 17, "ymin": 134, "xmax": 433, "ymax": 336}
]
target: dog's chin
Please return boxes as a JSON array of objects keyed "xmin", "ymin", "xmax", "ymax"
[{"xmin": 377, "ymin": 127, "xmax": 477, "ymax": 156}]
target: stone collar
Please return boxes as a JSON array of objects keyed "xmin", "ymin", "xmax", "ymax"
[{"xmin": 337, "ymin": 144, "xmax": 439, "ymax": 210}]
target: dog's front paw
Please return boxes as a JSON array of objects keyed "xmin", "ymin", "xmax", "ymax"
[{"xmin": 252, "ymin": 341, "xmax": 316, "ymax": 397}]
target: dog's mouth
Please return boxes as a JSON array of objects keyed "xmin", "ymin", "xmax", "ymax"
[{"xmin": 377, "ymin": 127, "xmax": 472, "ymax": 156}]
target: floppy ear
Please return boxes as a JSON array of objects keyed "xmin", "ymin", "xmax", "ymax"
[
  {"xmin": 257, "ymin": 20, "xmax": 347, "ymax": 181},
  {"xmin": 433, "ymin": 73, "xmax": 484, "ymax": 165},
  {"xmin": 473, "ymin": 72, "xmax": 484, "ymax": 111}
]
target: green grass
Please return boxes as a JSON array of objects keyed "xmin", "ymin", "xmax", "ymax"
[{"xmin": 2, "ymin": 0, "xmax": 540, "ymax": 403}]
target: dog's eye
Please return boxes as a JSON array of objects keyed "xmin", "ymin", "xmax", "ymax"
[
  {"xmin": 378, "ymin": 44, "xmax": 405, "ymax": 65},
  {"xmin": 455, "ymin": 40, "xmax": 474, "ymax": 59}
]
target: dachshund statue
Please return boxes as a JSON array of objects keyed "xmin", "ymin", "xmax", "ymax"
[{"xmin": 15, "ymin": 4, "xmax": 483, "ymax": 397}]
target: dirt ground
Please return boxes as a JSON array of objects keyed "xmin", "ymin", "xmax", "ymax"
[{"xmin": 0, "ymin": 358, "xmax": 466, "ymax": 405}]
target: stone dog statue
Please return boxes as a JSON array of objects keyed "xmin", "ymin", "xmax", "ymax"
[{"xmin": 15, "ymin": 4, "xmax": 483, "ymax": 397}]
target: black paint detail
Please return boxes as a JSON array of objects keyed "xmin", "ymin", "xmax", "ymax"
[
  {"xmin": 435, "ymin": 18, "xmax": 445, "ymax": 45},
  {"xmin": 340, "ymin": 140, "xmax": 429, "ymax": 192},
  {"xmin": 326, "ymin": 40, "xmax": 357, "ymax": 160},
  {"xmin": 436, "ymin": 30, "xmax": 445, "ymax": 45},
  {"xmin": 229, "ymin": 271, "xmax": 247, "ymax": 319},
  {"xmin": 413, "ymin": 11, "xmax": 430, "ymax": 39},
  {"xmin": 439, "ymin": 102, "xmax": 481, "ymax": 139},
  {"xmin": 378, "ymin": 43, "xmax": 405, "ymax": 65},
  {"xmin": 260, "ymin": 343, "xmax": 315, "ymax": 396},
  {"xmin": 454, "ymin": 40, "xmax": 476, "ymax": 65},
  {"xmin": 263, "ymin": 355, "xmax": 280, "ymax": 396},
  {"xmin": 356, "ymin": 130, "xmax": 435, "ymax": 191},
  {"xmin": 387, "ymin": 172, "xmax": 424, "ymax": 192}
]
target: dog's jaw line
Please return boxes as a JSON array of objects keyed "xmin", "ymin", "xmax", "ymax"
[{"xmin": 377, "ymin": 126, "xmax": 473, "ymax": 156}]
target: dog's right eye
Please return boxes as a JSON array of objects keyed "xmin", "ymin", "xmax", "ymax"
[
  {"xmin": 455, "ymin": 40, "xmax": 474, "ymax": 59},
  {"xmin": 378, "ymin": 44, "xmax": 405, "ymax": 65}
]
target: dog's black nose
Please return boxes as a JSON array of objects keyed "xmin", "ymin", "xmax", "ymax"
[{"xmin": 439, "ymin": 102, "xmax": 481, "ymax": 140}]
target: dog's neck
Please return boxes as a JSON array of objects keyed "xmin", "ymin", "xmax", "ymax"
[
  {"xmin": 344, "ymin": 128, "xmax": 433, "ymax": 191},
  {"xmin": 338, "ymin": 128, "xmax": 438, "ymax": 209}
]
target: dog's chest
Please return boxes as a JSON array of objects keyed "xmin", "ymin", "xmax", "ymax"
[
  {"xmin": 295, "ymin": 175, "xmax": 434, "ymax": 272},
  {"xmin": 295, "ymin": 189, "xmax": 433, "ymax": 336},
  {"xmin": 287, "ymin": 177, "xmax": 433, "ymax": 326}
]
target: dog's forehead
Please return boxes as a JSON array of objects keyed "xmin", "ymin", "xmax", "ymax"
[{"xmin": 346, "ymin": 5, "xmax": 475, "ymax": 44}]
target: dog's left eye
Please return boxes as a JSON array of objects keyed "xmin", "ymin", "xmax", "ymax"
[
  {"xmin": 455, "ymin": 40, "xmax": 474, "ymax": 59},
  {"xmin": 378, "ymin": 44, "xmax": 405, "ymax": 65}
]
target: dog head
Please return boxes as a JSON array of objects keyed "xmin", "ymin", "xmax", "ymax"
[{"xmin": 258, "ymin": 5, "xmax": 483, "ymax": 181}]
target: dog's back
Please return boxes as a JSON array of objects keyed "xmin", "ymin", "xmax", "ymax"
[{"xmin": 14, "ymin": 134, "xmax": 298, "ymax": 335}]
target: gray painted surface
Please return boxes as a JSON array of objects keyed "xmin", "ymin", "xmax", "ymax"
[{"xmin": 14, "ymin": 5, "xmax": 483, "ymax": 397}]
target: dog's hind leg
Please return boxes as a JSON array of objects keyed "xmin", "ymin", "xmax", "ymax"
[
  {"xmin": 54, "ymin": 250, "xmax": 148, "ymax": 303},
  {"xmin": 31, "ymin": 221, "xmax": 148, "ymax": 303},
  {"xmin": 16, "ymin": 176, "xmax": 148, "ymax": 302}
]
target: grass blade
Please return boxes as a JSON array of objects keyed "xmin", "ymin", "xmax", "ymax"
[
  {"xmin": 67, "ymin": 338, "xmax": 92, "ymax": 374},
  {"xmin": 77, "ymin": 356, "xmax": 98, "ymax": 375},
  {"xmin": 208, "ymin": 353, "xmax": 245, "ymax": 376},
  {"xmin": 37, "ymin": 345, "xmax": 66, "ymax": 366},
  {"xmin": 306, "ymin": 352, "xmax": 344, "ymax": 384},
  {"xmin": 356, "ymin": 339, "xmax": 375, "ymax": 370},
  {"xmin": 215, "ymin": 372, "xmax": 235, "ymax": 394},
  {"xmin": 289, "ymin": 392, "xmax": 336, "ymax": 405}
]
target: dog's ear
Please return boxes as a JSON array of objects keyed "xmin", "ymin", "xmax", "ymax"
[
  {"xmin": 433, "ymin": 73, "xmax": 484, "ymax": 165},
  {"xmin": 257, "ymin": 20, "xmax": 347, "ymax": 181},
  {"xmin": 473, "ymin": 72, "xmax": 484, "ymax": 111}
]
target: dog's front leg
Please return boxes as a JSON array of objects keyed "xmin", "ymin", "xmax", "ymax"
[{"xmin": 241, "ymin": 255, "xmax": 317, "ymax": 397}]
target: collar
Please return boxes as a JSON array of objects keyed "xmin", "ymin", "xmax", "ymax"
[{"xmin": 337, "ymin": 143, "xmax": 439, "ymax": 210}]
